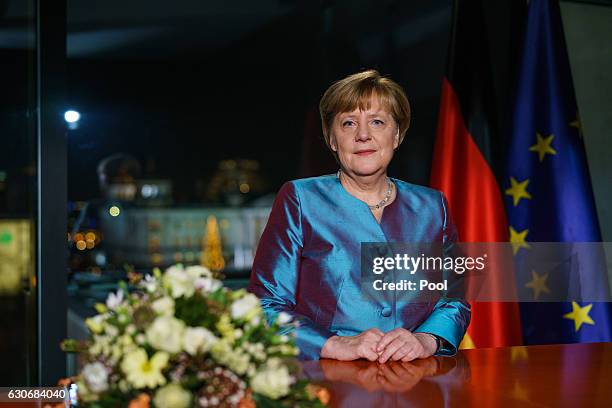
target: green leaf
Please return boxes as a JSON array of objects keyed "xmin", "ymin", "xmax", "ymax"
[{"xmin": 174, "ymin": 294, "xmax": 218, "ymax": 328}]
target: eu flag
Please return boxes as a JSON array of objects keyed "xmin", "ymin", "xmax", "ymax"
[{"xmin": 505, "ymin": 0, "xmax": 612, "ymax": 344}]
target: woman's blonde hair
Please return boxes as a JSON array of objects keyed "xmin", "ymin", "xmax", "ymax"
[{"xmin": 319, "ymin": 70, "xmax": 411, "ymax": 152}]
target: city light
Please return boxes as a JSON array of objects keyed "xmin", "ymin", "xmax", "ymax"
[
  {"xmin": 239, "ymin": 183, "xmax": 250, "ymax": 193},
  {"xmin": 109, "ymin": 206, "xmax": 121, "ymax": 217},
  {"xmin": 64, "ymin": 110, "xmax": 81, "ymax": 123}
]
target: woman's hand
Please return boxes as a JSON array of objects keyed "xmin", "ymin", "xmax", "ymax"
[
  {"xmin": 375, "ymin": 329, "xmax": 437, "ymax": 363},
  {"xmin": 320, "ymin": 328, "xmax": 384, "ymax": 361}
]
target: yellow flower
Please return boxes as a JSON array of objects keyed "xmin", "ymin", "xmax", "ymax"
[
  {"xmin": 94, "ymin": 303, "xmax": 108, "ymax": 314},
  {"xmin": 210, "ymin": 339, "xmax": 233, "ymax": 365},
  {"xmin": 231, "ymin": 288, "xmax": 247, "ymax": 300},
  {"xmin": 216, "ymin": 314, "xmax": 235, "ymax": 343},
  {"xmin": 226, "ymin": 349, "xmax": 250, "ymax": 375},
  {"xmin": 85, "ymin": 315, "xmax": 106, "ymax": 334},
  {"xmin": 121, "ymin": 348, "xmax": 168, "ymax": 389}
]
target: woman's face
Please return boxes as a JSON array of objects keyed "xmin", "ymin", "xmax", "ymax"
[{"xmin": 330, "ymin": 97, "xmax": 399, "ymax": 177}]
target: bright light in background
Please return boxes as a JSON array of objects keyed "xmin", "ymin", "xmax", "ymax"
[
  {"xmin": 141, "ymin": 184, "xmax": 159, "ymax": 198},
  {"xmin": 64, "ymin": 110, "xmax": 81, "ymax": 130},
  {"xmin": 64, "ymin": 110, "xmax": 81, "ymax": 123},
  {"xmin": 109, "ymin": 206, "xmax": 121, "ymax": 217}
]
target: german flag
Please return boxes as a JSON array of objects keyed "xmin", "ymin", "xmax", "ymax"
[{"xmin": 430, "ymin": 0, "xmax": 522, "ymax": 348}]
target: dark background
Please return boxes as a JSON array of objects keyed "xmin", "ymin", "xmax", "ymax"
[
  {"xmin": 66, "ymin": 0, "xmax": 463, "ymax": 202},
  {"xmin": 0, "ymin": 0, "xmax": 529, "ymax": 205}
]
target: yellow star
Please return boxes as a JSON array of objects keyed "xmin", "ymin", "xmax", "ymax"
[
  {"xmin": 525, "ymin": 270, "xmax": 551, "ymax": 300},
  {"xmin": 505, "ymin": 177, "xmax": 532, "ymax": 207},
  {"xmin": 509, "ymin": 227, "xmax": 530, "ymax": 255},
  {"xmin": 569, "ymin": 112, "xmax": 583, "ymax": 139},
  {"xmin": 563, "ymin": 301, "xmax": 595, "ymax": 332},
  {"xmin": 529, "ymin": 133, "xmax": 557, "ymax": 162},
  {"xmin": 459, "ymin": 332, "xmax": 475, "ymax": 350}
]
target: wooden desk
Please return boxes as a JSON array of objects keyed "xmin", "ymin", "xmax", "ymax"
[{"xmin": 301, "ymin": 343, "xmax": 612, "ymax": 407}]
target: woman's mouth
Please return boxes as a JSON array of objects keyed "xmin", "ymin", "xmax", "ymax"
[{"xmin": 355, "ymin": 150, "xmax": 376, "ymax": 156}]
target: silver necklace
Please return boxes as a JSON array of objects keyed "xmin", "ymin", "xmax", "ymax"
[{"xmin": 337, "ymin": 170, "xmax": 394, "ymax": 210}]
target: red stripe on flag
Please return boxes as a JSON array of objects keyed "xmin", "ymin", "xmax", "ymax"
[{"xmin": 431, "ymin": 78, "xmax": 522, "ymax": 348}]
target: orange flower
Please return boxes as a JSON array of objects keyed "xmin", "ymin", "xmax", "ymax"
[
  {"xmin": 306, "ymin": 384, "xmax": 331, "ymax": 405},
  {"xmin": 316, "ymin": 387, "xmax": 331, "ymax": 405},
  {"xmin": 128, "ymin": 393, "xmax": 151, "ymax": 408},
  {"xmin": 238, "ymin": 389, "xmax": 256, "ymax": 408}
]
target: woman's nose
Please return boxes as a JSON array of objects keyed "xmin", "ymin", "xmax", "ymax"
[{"xmin": 355, "ymin": 125, "xmax": 371, "ymax": 141}]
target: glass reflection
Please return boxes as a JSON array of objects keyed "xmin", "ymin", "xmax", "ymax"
[
  {"xmin": 0, "ymin": 0, "xmax": 38, "ymax": 385},
  {"xmin": 302, "ymin": 354, "xmax": 471, "ymax": 407}
]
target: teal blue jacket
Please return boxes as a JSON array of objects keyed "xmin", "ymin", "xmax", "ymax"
[{"xmin": 248, "ymin": 175, "xmax": 470, "ymax": 359}]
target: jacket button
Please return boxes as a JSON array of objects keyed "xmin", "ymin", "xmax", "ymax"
[{"xmin": 381, "ymin": 307, "xmax": 392, "ymax": 317}]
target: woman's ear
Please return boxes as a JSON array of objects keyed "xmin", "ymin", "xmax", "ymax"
[
  {"xmin": 393, "ymin": 128, "xmax": 400, "ymax": 149},
  {"xmin": 329, "ymin": 134, "xmax": 338, "ymax": 152}
]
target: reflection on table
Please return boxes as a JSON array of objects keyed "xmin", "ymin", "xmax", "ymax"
[{"xmin": 302, "ymin": 343, "xmax": 612, "ymax": 407}]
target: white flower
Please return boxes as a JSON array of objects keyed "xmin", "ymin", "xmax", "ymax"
[
  {"xmin": 247, "ymin": 364, "xmax": 256, "ymax": 377},
  {"xmin": 142, "ymin": 274, "xmax": 158, "ymax": 293},
  {"xmin": 250, "ymin": 358, "xmax": 293, "ymax": 399},
  {"xmin": 146, "ymin": 316, "xmax": 185, "ymax": 353},
  {"xmin": 194, "ymin": 277, "xmax": 222, "ymax": 294},
  {"xmin": 126, "ymin": 324, "xmax": 136, "ymax": 335},
  {"xmin": 185, "ymin": 265, "xmax": 213, "ymax": 279},
  {"xmin": 151, "ymin": 296, "xmax": 175, "ymax": 316},
  {"xmin": 183, "ymin": 327, "xmax": 218, "ymax": 355},
  {"xmin": 120, "ymin": 333, "xmax": 134, "ymax": 348},
  {"xmin": 226, "ymin": 350, "xmax": 250, "ymax": 375},
  {"xmin": 120, "ymin": 348, "xmax": 168, "ymax": 389},
  {"xmin": 249, "ymin": 315, "xmax": 261, "ymax": 326},
  {"xmin": 163, "ymin": 265, "xmax": 195, "ymax": 298},
  {"xmin": 105, "ymin": 290, "xmax": 124, "ymax": 310},
  {"xmin": 90, "ymin": 334, "xmax": 111, "ymax": 356},
  {"xmin": 110, "ymin": 344, "xmax": 123, "ymax": 365},
  {"xmin": 230, "ymin": 293, "xmax": 261, "ymax": 321},
  {"xmin": 276, "ymin": 312, "xmax": 293, "ymax": 325},
  {"xmin": 75, "ymin": 379, "xmax": 98, "ymax": 403},
  {"xmin": 81, "ymin": 362, "xmax": 109, "ymax": 393},
  {"xmin": 104, "ymin": 324, "xmax": 118, "ymax": 337},
  {"xmin": 153, "ymin": 383, "xmax": 191, "ymax": 408},
  {"xmin": 135, "ymin": 334, "xmax": 146, "ymax": 345},
  {"xmin": 118, "ymin": 379, "xmax": 130, "ymax": 393}
]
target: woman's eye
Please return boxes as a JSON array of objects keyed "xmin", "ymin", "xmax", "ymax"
[
  {"xmin": 371, "ymin": 119, "xmax": 384, "ymax": 126},
  {"xmin": 342, "ymin": 120, "xmax": 355, "ymax": 127}
]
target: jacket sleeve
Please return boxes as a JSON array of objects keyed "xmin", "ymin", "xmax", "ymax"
[
  {"xmin": 414, "ymin": 192, "xmax": 471, "ymax": 355},
  {"xmin": 248, "ymin": 181, "xmax": 334, "ymax": 360}
]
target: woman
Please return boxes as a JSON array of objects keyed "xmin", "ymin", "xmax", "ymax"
[{"xmin": 248, "ymin": 70, "xmax": 470, "ymax": 361}]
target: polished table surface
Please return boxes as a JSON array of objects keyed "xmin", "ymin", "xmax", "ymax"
[{"xmin": 301, "ymin": 342, "xmax": 612, "ymax": 407}]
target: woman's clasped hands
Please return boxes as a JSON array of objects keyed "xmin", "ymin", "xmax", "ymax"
[{"xmin": 321, "ymin": 328, "xmax": 438, "ymax": 363}]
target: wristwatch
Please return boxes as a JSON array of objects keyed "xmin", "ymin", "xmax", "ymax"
[{"xmin": 424, "ymin": 333, "xmax": 442, "ymax": 354}]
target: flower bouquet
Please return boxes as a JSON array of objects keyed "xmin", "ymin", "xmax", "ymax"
[{"xmin": 62, "ymin": 265, "xmax": 329, "ymax": 407}]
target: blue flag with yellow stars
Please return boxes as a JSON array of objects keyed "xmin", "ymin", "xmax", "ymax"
[{"xmin": 505, "ymin": 0, "xmax": 612, "ymax": 344}]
